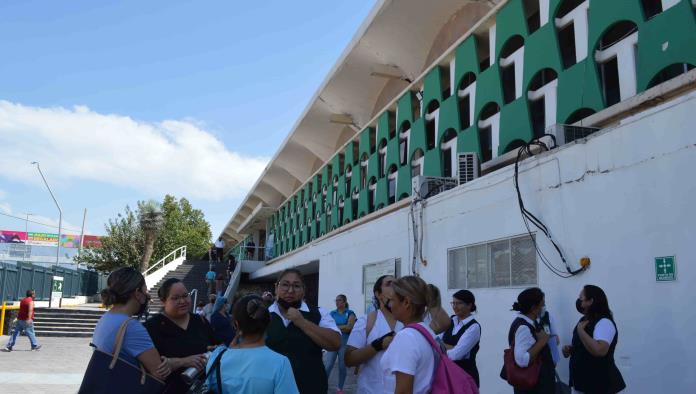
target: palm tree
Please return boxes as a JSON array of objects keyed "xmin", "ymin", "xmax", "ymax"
[{"xmin": 138, "ymin": 200, "xmax": 164, "ymax": 273}]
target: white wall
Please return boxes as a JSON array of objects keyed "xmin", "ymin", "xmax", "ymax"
[{"xmin": 260, "ymin": 92, "xmax": 696, "ymax": 393}]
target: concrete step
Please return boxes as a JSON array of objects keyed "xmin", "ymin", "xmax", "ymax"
[
  {"xmin": 34, "ymin": 321, "xmax": 97, "ymax": 327},
  {"xmin": 35, "ymin": 330, "xmax": 93, "ymax": 338},
  {"xmin": 35, "ymin": 325, "xmax": 95, "ymax": 333}
]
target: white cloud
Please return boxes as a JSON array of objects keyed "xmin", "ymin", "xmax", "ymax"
[
  {"xmin": 0, "ymin": 101, "xmax": 268, "ymax": 201},
  {"xmin": 0, "ymin": 195, "xmax": 83, "ymax": 233}
]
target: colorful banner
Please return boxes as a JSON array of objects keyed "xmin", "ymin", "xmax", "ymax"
[
  {"xmin": 60, "ymin": 234, "xmax": 81, "ymax": 248},
  {"xmin": 28, "ymin": 232, "xmax": 60, "ymax": 246},
  {"xmin": 81, "ymin": 235, "xmax": 103, "ymax": 249},
  {"xmin": 0, "ymin": 230, "xmax": 28, "ymax": 243}
]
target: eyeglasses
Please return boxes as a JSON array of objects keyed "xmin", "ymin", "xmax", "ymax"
[
  {"xmin": 168, "ymin": 292, "xmax": 192, "ymax": 303},
  {"xmin": 450, "ymin": 301, "xmax": 465, "ymax": 307},
  {"xmin": 278, "ymin": 282, "xmax": 303, "ymax": 292}
]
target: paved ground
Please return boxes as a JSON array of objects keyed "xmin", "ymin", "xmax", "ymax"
[{"xmin": 0, "ymin": 335, "xmax": 92, "ymax": 394}]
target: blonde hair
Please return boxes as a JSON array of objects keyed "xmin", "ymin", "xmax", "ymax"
[{"xmin": 391, "ymin": 275, "xmax": 442, "ymax": 319}]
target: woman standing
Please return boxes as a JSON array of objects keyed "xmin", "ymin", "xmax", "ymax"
[
  {"xmin": 563, "ymin": 285, "xmax": 625, "ymax": 393},
  {"xmin": 144, "ymin": 278, "xmax": 219, "ymax": 393},
  {"xmin": 91, "ymin": 267, "xmax": 170, "ymax": 380},
  {"xmin": 210, "ymin": 296, "xmax": 236, "ymax": 346},
  {"xmin": 506, "ymin": 287, "xmax": 554, "ymax": 394},
  {"xmin": 379, "ymin": 276, "xmax": 444, "ymax": 394},
  {"xmin": 324, "ymin": 294, "xmax": 356, "ymax": 394},
  {"xmin": 441, "ymin": 289, "xmax": 481, "ymax": 387},
  {"xmin": 345, "ymin": 275, "xmax": 403, "ymax": 394},
  {"xmin": 206, "ymin": 294, "xmax": 299, "ymax": 393}
]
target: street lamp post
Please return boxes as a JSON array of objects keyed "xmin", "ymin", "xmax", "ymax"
[
  {"xmin": 31, "ymin": 162, "xmax": 63, "ymax": 267},
  {"xmin": 23, "ymin": 212, "xmax": 32, "ymax": 261}
]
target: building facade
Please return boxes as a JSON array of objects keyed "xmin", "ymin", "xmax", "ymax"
[{"xmin": 222, "ymin": 1, "xmax": 696, "ymax": 392}]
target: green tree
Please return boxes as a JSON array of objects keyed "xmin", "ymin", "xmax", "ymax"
[
  {"xmin": 138, "ymin": 200, "xmax": 164, "ymax": 273},
  {"xmin": 76, "ymin": 195, "xmax": 212, "ymax": 273}
]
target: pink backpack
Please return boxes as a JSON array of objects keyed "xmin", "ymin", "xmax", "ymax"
[{"xmin": 407, "ymin": 323, "xmax": 479, "ymax": 394}]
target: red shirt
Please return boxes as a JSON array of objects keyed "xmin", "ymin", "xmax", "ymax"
[{"xmin": 17, "ymin": 297, "xmax": 35, "ymax": 321}]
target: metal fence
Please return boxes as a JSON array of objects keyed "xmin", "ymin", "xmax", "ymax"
[{"xmin": 0, "ymin": 260, "xmax": 107, "ymax": 302}]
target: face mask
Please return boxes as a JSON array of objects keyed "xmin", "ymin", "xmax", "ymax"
[
  {"xmin": 575, "ymin": 298, "xmax": 584, "ymax": 314},
  {"xmin": 277, "ymin": 298, "xmax": 302, "ymax": 310}
]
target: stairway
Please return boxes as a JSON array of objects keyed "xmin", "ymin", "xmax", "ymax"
[
  {"xmin": 147, "ymin": 260, "xmax": 214, "ymax": 313},
  {"xmin": 33, "ymin": 308, "xmax": 105, "ymax": 338}
]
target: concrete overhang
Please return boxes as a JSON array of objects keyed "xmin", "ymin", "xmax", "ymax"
[
  {"xmin": 220, "ymin": 0, "xmax": 504, "ymax": 244},
  {"xmin": 236, "ymin": 202, "xmax": 277, "ymax": 235}
]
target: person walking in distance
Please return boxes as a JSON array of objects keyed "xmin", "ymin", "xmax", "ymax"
[
  {"xmin": 506, "ymin": 287, "xmax": 554, "ymax": 394},
  {"xmin": 323, "ymin": 294, "xmax": 356, "ymax": 394},
  {"xmin": 345, "ymin": 275, "xmax": 404, "ymax": 394},
  {"xmin": 214, "ymin": 237, "xmax": 225, "ymax": 263},
  {"xmin": 265, "ymin": 268, "xmax": 341, "ymax": 394},
  {"xmin": 440, "ymin": 289, "xmax": 481, "ymax": 387},
  {"xmin": 563, "ymin": 285, "xmax": 626, "ymax": 394},
  {"xmin": 5, "ymin": 289, "xmax": 41, "ymax": 351}
]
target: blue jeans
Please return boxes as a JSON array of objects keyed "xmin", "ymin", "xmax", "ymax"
[
  {"xmin": 6, "ymin": 320, "xmax": 39, "ymax": 348},
  {"xmin": 323, "ymin": 334, "xmax": 348, "ymax": 389}
]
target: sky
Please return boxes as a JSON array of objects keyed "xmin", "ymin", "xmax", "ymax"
[{"xmin": 0, "ymin": 0, "xmax": 376, "ymax": 238}]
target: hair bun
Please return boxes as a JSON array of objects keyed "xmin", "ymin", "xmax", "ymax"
[{"xmin": 246, "ymin": 298, "xmax": 266, "ymax": 320}]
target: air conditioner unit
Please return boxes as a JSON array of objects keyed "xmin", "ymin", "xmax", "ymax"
[
  {"xmin": 545, "ymin": 124, "xmax": 600, "ymax": 146},
  {"xmin": 412, "ymin": 176, "xmax": 458, "ymax": 199},
  {"xmin": 457, "ymin": 152, "xmax": 480, "ymax": 185}
]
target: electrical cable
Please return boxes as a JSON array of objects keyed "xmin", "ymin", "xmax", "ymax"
[{"xmin": 514, "ymin": 135, "xmax": 586, "ymax": 277}]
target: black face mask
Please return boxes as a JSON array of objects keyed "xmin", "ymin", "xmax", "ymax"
[
  {"xmin": 576, "ymin": 298, "xmax": 584, "ymax": 314},
  {"xmin": 277, "ymin": 298, "xmax": 302, "ymax": 310}
]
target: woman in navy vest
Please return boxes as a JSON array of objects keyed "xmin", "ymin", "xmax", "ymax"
[
  {"xmin": 562, "ymin": 285, "xmax": 626, "ymax": 393},
  {"xmin": 506, "ymin": 287, "xmax": 555, "ymax": 394},
  {"xmin": 441, "ymin": 289, "xmax": 481, "ymax": 387}
]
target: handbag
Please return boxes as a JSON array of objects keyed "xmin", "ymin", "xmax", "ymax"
[
  {"xmin": 186, "ymin": 348, "xmax": 228, "ymax": 394},
  {"xmin": 78, "ymin": 318, "xmax": 165, "ymax": 394},
  {"xmin": 501, "ymin": 340, "xmax": 541, "ymax": 390}
]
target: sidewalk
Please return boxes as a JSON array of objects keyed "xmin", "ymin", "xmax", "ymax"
[{"xmin": 0, "ymin": 335, "xmax": 92, "ymax": 394}]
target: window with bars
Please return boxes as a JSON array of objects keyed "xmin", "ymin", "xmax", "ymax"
[{"xmin": 447, "ymin": 234, "xmax": 537, "ymax": 289}]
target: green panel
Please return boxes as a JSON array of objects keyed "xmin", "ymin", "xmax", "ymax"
[
  {"xmin": 344, "ymin": 141, "xmax": 359, "ymax": 168},
  {"xmin": 494, "ymin": 0, "xmax": 529, "ymax": 60},
  {"xmin": 454, "ymin": 37, "xmax": 480, "ymax": 87},
  {"xmin": 474, "ymin": 65, "xmax": 503, "ymax": 117},
  {"xmin": 587, "ymin": 2, "xmax": 643, "ymax": 52},
  {"xmin": 358, "ymin": 189, "xmax": 368, "ymax": 217},
  {"xmin": 396, "ymin": 166, "xmax": 411, "ymax": 199},
  {"xmin": 386, "ymin": 138, "xmax": 400, "ymax": 170},
  {"xmin": 499, "ymin": 98, "xmax": 533, "ymax": 155},
  {"xmin": 457, "ymin": 125, "xmax": 480, "ymax": 158},
  {"xmin": 556, "ymin": 59, "xmax": 604, "ymax": 123},
  {"xmin": 423, "ymin": 149, "xmax": 440, "ymax": 177},
  {"xmin": 331, "ymin": 153, "xmax": 343, "ymax": 178},
  {"xmin": 396, "ymin": 92, "xmax": 416, "ymax": 128},
  {"xmin": 367, "ymin": 153, "xmax": 379, "ymax": 181},
  {"xmin": 438, "ymin": 95, "xmax": 460, "ymax": 144},
  {"xmin": 422, "ymin": 67, "xmax": 443, "ymax": 109},
  {"xmin": 408, "ymin": 118, "xmax": 427, "ymax": 160},
  {"xmin": 359, "ymin": 128, "xmax": 373, "ymax": 159},
  {"xmin": 375, "ymin": 176, "xmax": 389, "ymax": 209},
  {"xmin": 522, "ymin": 24, "xmax": 562, "ymax": 91},
  {"xmin": 377, "ymin": 111, "xmax": 391, "ymax": 143},
  {"xmin": 637, "ymin": 3, "xmax": 696, "ymax": 91}
]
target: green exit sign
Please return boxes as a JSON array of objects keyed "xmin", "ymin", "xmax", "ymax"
[{"xmin": 655, "ymin": 256, "xmax": 676, "ymax": 282}]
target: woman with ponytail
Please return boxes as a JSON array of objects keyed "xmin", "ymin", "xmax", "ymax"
[
  {"xmin": 379, "ymin": 276, "xmax": 444, "ymax": 394},
  {"xmin": 505, "ymin": 287, "xmax": 554, "ymax": 393},
  {"xmin": 206, "ymin": 294, "xmax": 299, "ymax": 394},
  {"xmin": 92, "ymin": 267, "xmax": 170, "ymax": 380}
]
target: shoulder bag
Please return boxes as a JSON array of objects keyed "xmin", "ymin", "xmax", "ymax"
[{"xmin": 78, "ymin": 318, "xmax": 165, "ymax": 394}]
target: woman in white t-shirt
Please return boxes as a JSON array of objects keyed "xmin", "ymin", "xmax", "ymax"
[
  {"xmin": 345, "ymin": 275, "xmax": 403, "ymax": 394},
  {"xmin": 380, "ymin": 276, "xmax": 443, "ymax": 394}
]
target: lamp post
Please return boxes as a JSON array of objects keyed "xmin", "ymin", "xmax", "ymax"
[
  {"xmin": 23, "ymin": 212, "xmax": 32, "ymax": 261},
  {"xmin": 31, "ymin": 162, "xmax": 63, "ymax": 267}
]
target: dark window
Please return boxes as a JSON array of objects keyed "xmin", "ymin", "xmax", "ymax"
[
  {"xmin": 565, "ymin": 108, "xmax": 596, "ymax": 124},
  {"xmin": 388, "ymin": 111, "xmax": 397, "ymax": 139},
  {"xmin": 476, "ymin": 34, "xmax": 491, "ymax": 72},
  {"xmin": 425, "ymin": 101, "xmax": 439, "ymax": 150},
  {"xmin": 529, "ymin": 98, "xmax": 546, "ymax": 138},
  {"xmin": 599, "ymin": 57, "xmax": 621, "ymax": 106},
  {"xmin": 351, "ymin": 196, "xmax": 358, "ymax": 220},
  {"xmin": 558, "ymin": 24, "xmax": 577, "ymax": 69},
  {"xmin": 647, "ymin": 63, "xmax": 695, "ymax": 89},
  {"xmin": 500, "ymin": 36, "xmax": 525, "ymax": 104},
  {"xmin": 458, "ymin": 72, "xmax": 476, "ymax": 129},
  {"xmin": 443, "ymin": 148, "xmax": 453, "ymax": 178},
  {"xmin": 523, "ymin": 0, "xmax": 541, "ymax": 34},
  {"xmin": 641, "ymin": 0, "xmax": 663, "ymax": 19},
  {"xmin": 388, "ymin": 175, "xmax": 396, "ymax": 205},
  {"xmin": 369, "ymin": 129, "xmax": 376, "ymax": 154},
  {"xmin": 557, "ymin": 0, "xmax": 586, "ymax": 18},
  {"xmin": 504, "ymin": 139, "xmax": 527, "ymax": 154},
  {"xmin": 441, "ymin": 65, "xmax": 452, "ymax": 100},
  {"xmin": 479, "ymin": 126, "xmax": 493, "ymax": 162}
]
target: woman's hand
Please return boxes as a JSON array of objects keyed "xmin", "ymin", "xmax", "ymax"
[
  {"xmin": 156, "ymin": 357, "xmax": 172, "ymax": 379},
  {"xmin": 172, "ymin": 354, "xmax": 208, "ymax": 371},
  {"xmin": 562, "ymin": 345, "xmax": 572, "ymax": 358},
  {"xmin": 577, "ymin": 320, "xmax": 589, "ymax": 333}
]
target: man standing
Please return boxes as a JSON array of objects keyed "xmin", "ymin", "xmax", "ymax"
[
  {"xmin": 5, "ymin": 289, "xmax": 41, "ymax": 351},
  {"xmin": 214, "ymin": 237, "xmax": 225, "ymax": 262},
  {"xmin": 265, "ymin": 268, "xmax": 340, "ymax": 394}
]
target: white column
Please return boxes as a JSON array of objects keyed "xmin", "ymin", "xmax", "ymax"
[
  {"xmin": 555, "ymin": 1, "xmax": 589, "ymax": 63},
  {"xmin": 528, "ymin": 79, "xmax": 559, "ymax": 129},
  {"xmin": 662, "ymin": 0, "xmax": 680, "ymax": 11},
  {"xmin": 539, "ymin": 0, "xmax": 550, "ymax": 27},
  {"xmin": 595, "ymin": 32, "xmax": 639, "ymax": 101},
  {"xmin": 478, "ymin": 112, "xmax": 501, "ymax": 158},
  {"xmin": 489, "ymin": 24, "xmax": 497, "ymax": 67},
  {"xmin": 449, "ymin": 58, "xmax": 456, "ymax": 95}
]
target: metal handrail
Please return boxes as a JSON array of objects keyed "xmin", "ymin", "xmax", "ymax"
[
  {"xmin": 233, "ymin": 245, "xmax": 269, "ymax": 262},
  {"xmin": 143, "ymin": 245, "xmax": 187, "ymax": 275},
  {"xmin": 189, "ymin": 289, "xmax": 198, "ymax": 313}
]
